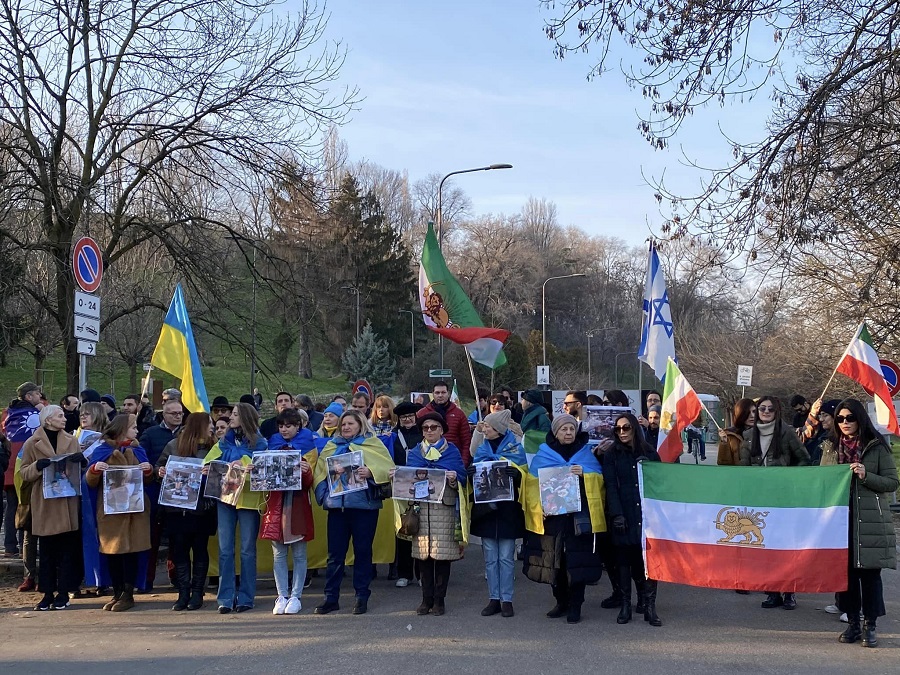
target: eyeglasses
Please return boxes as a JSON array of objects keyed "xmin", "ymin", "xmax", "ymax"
[
  {"xmin": 421, "ymin": 424, "xmax": 442, "ymax": 432},
  {"xmin": 615, "ymin": 425, "xmax": 632, "ymax": 433},
  {"xmin": 563, "ymin": 400, "xmax": 579, "ymax": 406},
  {"xmin": 757, "ymin": 406, "xmax": 775, "ymax": 413},
  {"xmin": 164, "ymin": 410, "xmax": 184, "ymax": 416},
  {"xmin": 835, "ymin": 414, "xmax": 857, "ymax": 424},
  {"xmin": 399, "ymin": 414, "xmax": 416, "ymax": 421},
  {"xmin": 277, "ymin": 423, "xmax": 297, "ymax": 428}
]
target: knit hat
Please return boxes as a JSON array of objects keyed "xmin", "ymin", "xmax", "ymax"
[
  {"xmin": 393, "ymin": 401, "xmax": 422, "ymax": 417},
  {"xmin": 16, "ymin": 382, "xmax": 41, "ymax": 399},
  {"xmin": 648, "ymin": 405, "xmax": 662, "ymax": 414},
  {"xmin": 324, "ymin": 402, "xmax": 344, "ymax": 418},
  {"xmin": 483, "ymin": 409, "xmax": 511, "ymax": 435},
  {"xmin": 523, "ymin": 389, "xmax": 544, "ymax": 406},
  {"xmin": 821, "ymin": 399, "xmax": 841, "ymax": 417},
  {"xmin": 39, "ymin": 405, "xmax": 63, "ymax": 426},
  {"xmin": 80, "ymin": 388, "xmax": 101, "ymax": 403},
  {"xmin": 418, "ymin": 411, "xmax": 448, "ymax": 434},
  {"xmin": 551, "ymin": 413, "xmax": 578, "ymax": 436},
  {"xmin": 101, "ymin": 394, "xmax": 116, "ymax": 408}
]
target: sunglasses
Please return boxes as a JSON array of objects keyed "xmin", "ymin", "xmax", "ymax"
[
  {"xmin": 757, "ymin": 406, "xmax": 775, "ymax": 412},
  {"xmin": 835, "ymin": 414, "xmax": 857, "ymax": 424},
  {"xmin": 421, "ymin": 424, "xmax": 442, "ymax": 432},
  {"xmin": 615, "ymin": 425, "xmax": 632, "ymax": 433}
]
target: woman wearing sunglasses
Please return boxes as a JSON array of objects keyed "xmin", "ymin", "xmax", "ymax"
[
  {"xmin": 831, "ymin": 399, "xmax": 897, "ymax": 648},
  {"xmin": 740, "ymin": 395, "xmax": 809, "ymax": 610},
  {"xmin": 602, "ymin": 413, "xmax": 662, "ymax": 626}
]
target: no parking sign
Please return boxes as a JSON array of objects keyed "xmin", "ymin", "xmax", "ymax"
[
  {"xmin": 72, "ymin": 237, "xmax": 103, "ymax": 292},
  {"xmin": 879, "ymin": 359, "xmax": 900, "ymax": 397}
]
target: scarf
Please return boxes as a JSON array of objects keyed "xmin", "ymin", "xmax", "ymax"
[
  {"xmin": 407, "ymin": 437, "xmax": 466, "ymax": 477},
  {"xmin": 756, "ymin": 421, "xmax": 776, "ymax": 463},
  {"xmin": 472, "ymin": 429, "xmax": 527, "ymax": 466},
  {"xmin": 838, "ymin": 436, "xmax": 861, "ymax": 465},
  {"xmin": 372, "ymin": 420, "xmax": 393, "ymax": 436}
]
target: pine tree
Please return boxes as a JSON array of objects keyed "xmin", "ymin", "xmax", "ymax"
[{"xmin": 342, "ymin": 320, "xmax": 396, "ymax": 391}]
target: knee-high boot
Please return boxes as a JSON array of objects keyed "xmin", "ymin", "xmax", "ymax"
[
  {"xmin": 616, "ymin": 566, "xmax": 632, "ymax": 624},
  {"xmin": 643, "ymin": 579, "xmax": 662, "ymax": 626},
  {"xmin": 187, "ymin": 556, "xmax": 206, "ymax": 610}
]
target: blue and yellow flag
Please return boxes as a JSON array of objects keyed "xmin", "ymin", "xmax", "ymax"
[{"xmin": 151, "ymin": 284, "xmax": 209, "ymax": 413}]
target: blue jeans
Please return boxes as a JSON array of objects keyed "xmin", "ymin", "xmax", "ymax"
[
  {"xmin": 324, "ymin": 508, "xmax": 379, "ymax": 603},
  {"xmin": 216, "ymin": 504, "xmax": 260, "ymax": 608},
  {"xmin": 482, "ymin": 537, "xmax": 516, "ymax": 602},
  {"xmin": 272, "ymin": 540, "xmax": 308, "ymax": 599}
]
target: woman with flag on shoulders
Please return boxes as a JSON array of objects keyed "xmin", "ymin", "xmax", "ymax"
[
  {"xmin": 313, "ymin": 409, "xmax": 394, "ymax": 616},
  {"xmin": 392, "ymin": 411, "xmax": 466, "ymax": 616},
  {"xmin": 739, "ymin": 395, "xmax": 809, "ymax": 611},
  {"xmin": 316, "ymin": 402, "xmax": 343, "ymax": 441},
  {"xmin": 203, "ymin": 402, "xmax": 267, "ymax": 614},
  {"xmin": 522, "ymin": 414, "xmax": 606, "ymax": 624},
  {"xmin": 468, "ymin": 408, "xmax": 526, "ymax": 618},
  {"xmin": 831, "ymin": 398, "xmax": 898, "ymax": 648},
  {"xmin": 602, "ymin": 412, "xmax": 662, "ymax": 626}
]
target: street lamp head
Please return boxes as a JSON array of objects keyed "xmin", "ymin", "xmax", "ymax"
[{"xmin": 488, "ymin": 163, "xmax": 513, "ymax": 170}]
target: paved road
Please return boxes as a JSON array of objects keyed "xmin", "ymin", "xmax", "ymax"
[{"xmin": 1, "ymin": 542, "xmax": 897, "ymax": 675}]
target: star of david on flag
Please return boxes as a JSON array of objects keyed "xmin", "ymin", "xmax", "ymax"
[{"xmin": 638, "ymin": 241, "xmax": 676, "ymax": 382}]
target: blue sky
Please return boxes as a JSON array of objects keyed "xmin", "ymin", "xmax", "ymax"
[{"xmin": 309, "ymin": 0, "xmax": 774, "ymax": 244}]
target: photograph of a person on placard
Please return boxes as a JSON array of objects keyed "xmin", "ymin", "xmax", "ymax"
[
  {"xmin": 103, "ymin": 466, "xmax": 145, "ymax": 515},
  {"xmin": 249, "ymin": 451, "xmax": 304, "ymax": 492},
  {"xmin": 42, "ymin": 456, "xmax": 81, "ymax": 499},
  {"xmin": 326, "ymin": 450, "xmax": 366, "ymax": 497},
  {"xmin": 203, "ymin": 460, "xmax": 245, "ymax": 505},
  {"xmin": 473, "ymin": 459, "xmax": 514, "ymax": 504},
  {"xmin": 583, "ymin": 405, "xmax": 633, "ymax": 450},
  {"xmin": 158, "ymin": 458, "xmax": 203, "ymax": 510},
  {"xmin": 538, "ymin": 465, "xmax": 582, "ymax": 516},
  {"xmin": 390, "ymin": 466, "xmax": 447, "ymax": 503}
]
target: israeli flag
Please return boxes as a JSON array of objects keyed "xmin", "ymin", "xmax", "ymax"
[{"xmin": 638, "ymin": 241, "xmax": 676, "ymax": 382}]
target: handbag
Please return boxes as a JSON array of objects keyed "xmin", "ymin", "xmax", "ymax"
[{"xmin": 397, "ymin": 502, "xmax": 420, "ymax": 537}]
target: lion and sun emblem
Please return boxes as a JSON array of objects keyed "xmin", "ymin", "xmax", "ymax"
[{"xmin": 714, "ymin": 507, "xmax": 768, "ymax": 547}]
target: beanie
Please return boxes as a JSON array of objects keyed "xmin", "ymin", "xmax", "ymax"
[
  {"xmin": 551, "ymin": 413, "xmax": 578, "ymax": 437},
  {"xmin": 483, "ymin": 409, "xmax": 511, "ymax": 435},
  {"xmin": 324, "ymin": 402, "xmax": 344, "ymax": 418}
]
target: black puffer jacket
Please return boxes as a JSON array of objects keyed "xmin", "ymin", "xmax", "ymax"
[{"xmin": 602, "ymin": 439, "xmax": 660, "ymax": 547}]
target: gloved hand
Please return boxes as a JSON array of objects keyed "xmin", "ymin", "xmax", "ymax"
[
  {"xmin": 505, "ymin": 465, "xmax": 521, "ymax": 486},
  {"xmin": 612, "ymin": 515, "xmax": 627, "ymax": 533},
  {"xmin": 35, "ymin": 458, "xmax": 52, "ymax": 471},
  {"xmin": 67, "ymin": 452, "xmax": 87, "ymax": 466},
  {"xmin": 466, "ymin": 465, "xmax": 477, "ymax": 477}
]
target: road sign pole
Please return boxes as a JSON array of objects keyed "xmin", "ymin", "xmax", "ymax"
[{"xmin": 79, "ymin": 353, "xmax": 87, "ymax": 393}]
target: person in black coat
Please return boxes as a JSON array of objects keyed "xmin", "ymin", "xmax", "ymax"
[
  {"xmin": 602, "ymin": 412, "xmax": 662, "ymax": 626},
  {"xmin": 389, "ymin": 401, "xmax": 423, "ymax": 586}
]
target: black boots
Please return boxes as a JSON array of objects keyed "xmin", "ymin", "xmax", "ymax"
[
  {"xmin": 616, "ymin": 567, "xmax": 632, "ymax": 624},
  {"xmin": 643, "ymin": 580, "xmax": 662, "ymax": 626},
  {"xmin": 172, "ymin": 588, "xmax": 190, "ymax": 611},
  {"xmin": 862, "ymin": 619, "xmax": 877, "ymax": 648},
  {"xmin": 481, "ymin": 599, "xmax": 501, "ymax": 616},
  {"xmin": 600, "ymin": 575, "xmax": 624, "ymax": 609},
  {"xmin": 761, "ymin": 592, "xmax": 783, "ymax": 608},
  {"xmin": 566, "ymin": 603, "xmax": 582, "ymax": 624},
  {"xmin": 546, "ymin": 603, "xmax": 568, "ymax": 618},
  {"xmin": 616, "ymin": 599, "xmax": 632, "ymax": 624},
  {"xmin": 839, "ymin": 616, "xmax": 862, "ymax": 644}
]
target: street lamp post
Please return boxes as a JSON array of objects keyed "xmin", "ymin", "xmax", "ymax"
[
  {"xmin": 587, "ymin": 327, "xmax": 618, "ymax": 390},
  {"xmin": 341, "ymin": 286, "xmax": 361, "ymax": 339},
  {"xmin": 542, "ymin": 274, "xmax": 586, "ymax": 368},
  {"xmin": 435, "ymin": 163, "xmax": 513, "ymax": 368},
  {"xmin": 398, "ymin": 309, "xmax": 416, "ymax": 370}
]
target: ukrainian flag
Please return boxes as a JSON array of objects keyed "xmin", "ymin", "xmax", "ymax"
[{"xmin": 151, "ymin": 284, "xmax": 209, "ymax": 413}]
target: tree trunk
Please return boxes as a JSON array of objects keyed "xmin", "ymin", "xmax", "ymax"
[
  {"xmin": 298, "ymin": 323, "xmax": 312, "ymax": 379},
  {"xmin": 129, "ymin": 362, "xmax": 138, "ymax": 393}
]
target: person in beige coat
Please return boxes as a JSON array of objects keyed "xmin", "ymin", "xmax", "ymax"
[
  {"xmin": 84, "ymin": 414, "xmax": 153, "ymax": 611},
  {"xmin": 19, "ymin": 405, "xmax": 86, "ymax": 611}
]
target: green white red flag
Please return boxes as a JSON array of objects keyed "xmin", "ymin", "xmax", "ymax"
[
  {"xmin": 419, "ymin": 222, "xmax": 509, "ymax": 368},
  {"xmin": 835, "ymin": 321, "xmax": 899, "ymax": 434},
  {"xmin": 657, "ymin": 358, "xmax": 703, "ymax": 462},
  {"xmin": 639, "ymin": 462, "xmax": 851, "ymax": 592}
]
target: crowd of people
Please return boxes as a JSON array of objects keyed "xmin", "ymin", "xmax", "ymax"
[{"xmin": 0, "ymin": 381, "xmax": 895, "ymax": 646}]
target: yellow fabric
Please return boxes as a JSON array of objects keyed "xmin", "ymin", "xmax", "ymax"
[
  {"xmin": 521, "ymin": 470, "xmax": 607, "ymax": 536},
  {"xmin": 313, "ymin": 436, "xmax": 395, "ymax": 488},
  {"xmin": 423, "ymin": 444, "xmax": 443, "ymax": 461}
]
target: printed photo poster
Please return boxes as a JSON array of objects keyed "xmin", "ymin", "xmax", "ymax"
[
  {"xmin": 158, "ymin": 457, "xmax": 204, "ymax": 510},
  {"xmin": 42, "ymin": 455, "xmax": 82, "ymax": 499},
  {"xmin": 103, "ymin": 467, "xmax": 145, "ymax": 515},
  {"xmin": 391, "ymin": 466, "xmax": 447, "ymax": 503},
  {"xmin": 472, "ymin": 460, "xmax": 514, "ymax": 504},
  {"xmin": 326, "ymin": 451, "xmax": 367, "ymax": 497},
  {"xmin": 249, "ymin": 451, "xmax": 304, "ymax": 492},
  {"xmin": 538, "ymin": 466, "xmax": 582, "ymax": 516},
  {"xmin": 583, "ymin": 405, "xmax": 634, "ymax": 451},
  {"xmin": 203, "ymin": 460, "xmax": 246, "ymax": 506}
]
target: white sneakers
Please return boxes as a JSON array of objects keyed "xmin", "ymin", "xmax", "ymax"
[
  {"xmin": 395, "ymin": 578, "xmax": 409, "ymax": 588},
  {"xmin": 274, "ymin": 596, "xmax": 302, "ymax": 614}
]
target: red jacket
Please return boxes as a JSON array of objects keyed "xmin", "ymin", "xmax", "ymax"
[
  {"xmin": 417, "ymin": 401, "xmax": 473, "ymax": 466},
  {"xmin": 259, "ymin": 465, "xmax": 314, "ymax": 543}
]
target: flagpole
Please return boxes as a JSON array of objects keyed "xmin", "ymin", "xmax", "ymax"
[
  {"xmin": 140, "ymin": 365, "xmax": 153, "ymax": 400},
  {"xmin": 698, "ymin": 398, "xmax": 723, "ymax": 431},
  {"xmin": 637, "ymin": 239, "xmax": 652, "ymax": 399},
  {"xmin": 463, "ymin": 347, "xmax": 483, "ymax": 422}
]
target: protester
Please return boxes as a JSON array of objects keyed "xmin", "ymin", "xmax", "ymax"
[
  {"xmin": 469, "ymin": 409, "xmax": 526, "ymax": 618},
  {"xmin": 155, "ymin": 412, "xmax": 217, "ymax": 611},
  {"xmin": 523, "ymin": 414, "xmax": 605, "ymax": 624},
  {"xmin": 350, "ymin": 392, "xmax": 370, "ymax": 416},
  {"xmin": 717, "ymin": 398, "xmax": 756, "ymax": 465},
  {"xmin": 467, "ymin": 388, "xmax": 490, "ymax": 425},
  {"xmin": 798, "ymin": 399, "xmax": 841, "ymax": 465},
  {"xmin": 603, "ymin": 413, "xmax": 662, "ymax": 626},
  {"xmin": 644, "ymin": 405, "xmax": 661, "ymax": 449},
  {"xmin": 562, "ymin": 391, "xmax": 586, "ymax": 423},
  {"xmin": 389, "ymin": 401, "xmax": 423, "ymax": 587},
  {"xmin": 313, "ymin": 409, "xmax": 394, "ymax": 615},
  {"xmin": 19, "ymin": 405, "xmax": 84, "ymax": 610},
  {"xmin": 263, "ymin": 408, "xmax": 316, "ymax": 615},
  {"xmin": 740, "ymin": 395, "xmax": 809, "ymax": 610},
  {"xmin": 60, "ymin": 394, "xmax": 81, "ymax": 433},
  {"xmin": 401, "ymin": 411, "xmax": 466, "ymax": 616},
  {"xmin": 214, "ymin": 416, "xmax": 230, "ymax": 440},
  {"xmin": 789, "ymin": 394, "xmax": 810, "ymax": 428},
  {"xmin": 317, "ymin": 402, "xmax": 343, "ymax": 439},
  {"xmin": 498, "ymin": 386, "xmax": 523, "ymax": 423},
  {"xmin": 520, "ymin": 389, "xmax": 551, "ymax": 435},
  {"xmin": 370, "ymin": 395, "xmax": 396, "ymax": 437},
  {"xmin": 296, "ymin": 395, "xmax": 324, "ymax": 432},
  {"xmin": 100, "ymin": 395, "xmax": 117, "ymax": 422},
  {"xmin": 84, "ymin": 414, "xmax": 153, "ymax": 611},
  {"xmin": 76, "ymin": 402, "xmax": 108, "ymax": 452},
  {"xmin": 122, "ymin": 394, "xmax": 156, "ymax": 435},
  {"xmin": 832, "ymin": 398, "xmax": 898, "ymax": 648},
  {"xmin": 260, "ymin": 391, "xmax": 296, "ymax": 440},
  {"xmin": 204, "ymin": 403, "xmax": 267, "ymax": 613},
  {"xmin": 417, "ymin": 381, "xmax": 472, "ymax": 465},
  {"xmin": 210, "ymin": 396, "xmax": 234, "ymax": 421}
]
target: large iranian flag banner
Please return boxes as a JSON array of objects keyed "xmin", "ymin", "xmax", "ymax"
[{"xmin": 638, "ymin": 463, "xmax": 851, "ymax": 593}]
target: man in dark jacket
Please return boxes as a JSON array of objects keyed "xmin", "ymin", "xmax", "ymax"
[
  {"xmin": 520, "ymin": 390, "xmax": 552, "ymax": 434},
  {"xmin": 259, "ymin": 391, "xmax": 295, "ymax": 439},
  {"xmin": 416, "ymin": 381, "xmax": 472, "ymax": 465},
  {"xmin": 296, "ymin": 395, "xmax": 323, "ymax": 432},
  {"xmin": 123, "ymin": 394, "xmax": 156, "ymax": 435},
  {"xmin": 60, "ymin": 394, "xmax": 81, "ymax": 433}
]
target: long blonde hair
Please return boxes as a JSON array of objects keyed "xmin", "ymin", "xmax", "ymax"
[
  {"xmin": 369, "ymin": 395, "xmax": 397, "ymax": 427},
  {"xmin": 339, "ymin": 409, "xmax": 375, "ymax": 438}
]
